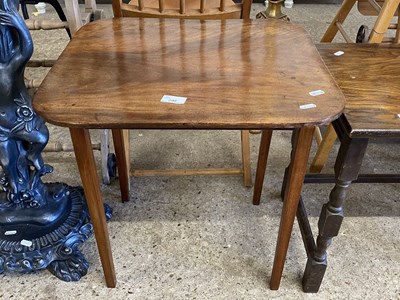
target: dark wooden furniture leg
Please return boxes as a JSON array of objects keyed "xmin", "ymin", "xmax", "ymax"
[
  {"xmin": 252, "ymin": 130, "xmax": 273, "ymax": 205},
  {"xmin": 302, "ymin": 133, "xmax": 369, "ymax": 292},
  {"xmin": 270, "ymin": 127, "xmax": 314, "ymax": 290},
  {"xmin": 19, "ymin": 0, "xmax": 72, "ymax": 38},
  {"xmin": 112, "ymin": 129, "xmax": 131, "ymax": 203},
  {"xmin": 70, "ymin": 128, "xmax": 117, "ymax": 288},
  {"xmin": 241, "ymin": 130, "xmax": 253, "ymax": 187}
]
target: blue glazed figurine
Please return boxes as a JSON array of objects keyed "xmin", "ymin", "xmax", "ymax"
[
  {"xmin": 0, "ymin": 0, "xmax": 111, "ymax": 281},
  {"xmin": 0, "ymin": 0, "xmax": 51, "ymax": 208}
]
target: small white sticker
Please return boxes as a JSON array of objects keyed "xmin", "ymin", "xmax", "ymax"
[
  {"xmin": 334, "ymin": 51, "xmax": 344, "ymax": 56},
  {"xmin": 21, "ymin": 239, "xmax": 32, "ymax": 247},
  {"xmin": 309, "ymin": 90, "xmax": 325, "ymax": 97},
  {"xmin": 5, "ymin": 230, "xmax": 17, "ymax": 236},
  {"xmin": 397, "ymin": 114, "xmax": 400, "ymax": 118},
  {"xmin": 160, "ymin": 95, "xmax": 187, "ymax": 105},
  {"xmin": 300, "ymin": 103, "xmax": 317, "ymax": 110}
]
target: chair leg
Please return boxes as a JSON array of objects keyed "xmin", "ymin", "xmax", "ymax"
[
  {"xmin": 309, "ymin": 124, "xmax": 337, "ymax": 173},
  {"xmin": 112, "ymin": 129, "xmax": 130, "ymax": 203},
  {"xmin": 44, "ymin": 0, "xmax": 72, "ymax": 37},
  {"xmin": 252, "ymin": 130, "xmax": 273, "ymax": 205},
  {"xmin": 64, "ymin": 0, "xmax": 84, "ymax": 36},
  {"xmin": 396, "ymin": 7, "xmax": 400, "ymax": 43},
  {"xmin": 313, "ymin": 126, "xmax": 322, "ymax": 145},
  {"xmin": 368, "ymin": 0, "xmax": 400, "ymax": 42},
  {"xmin": 20, "ymin": 2, "xmax": 29, "ymax": 19},
  {"xmin": 320, "ymin": 0, "xmax": 357, "ymax": 42},
  {"xmin": 241, "ymin": 130, "xmax": 252, "ymax": 187},
  {"xmin": 101, "ymin": 129, "xmax": 111, "ymax": 185}
]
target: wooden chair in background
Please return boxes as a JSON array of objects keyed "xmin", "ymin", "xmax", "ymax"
[
  {"xmin": 309, "ymin": 0, "xmax": 400, "ymax": 173},
  {"xmin": 20, "ymin": 0, "xmax": 72, "ymax": 37},
  {"xmin": 23, "ymin": 0, "xmax": 105, "ymax": 98},
  {"xmin": 24, "ymin": 0, "xmax": 104, "ymax": 88},
  {"xmin": 114, "ymin": 0, "xmax": 249, "ymax": 19},
  {"xmin": 110, "ymin": 0, "xmax": 253, "ymax": 198}
]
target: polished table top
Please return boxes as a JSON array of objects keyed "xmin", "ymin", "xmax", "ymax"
[
  {"xmin": 32, "ymin": 18, "xmax": 345, "ymax": 288},
  {"xmin": 317, "ymin": 43, "xmax": 400, "ymax": 138},
  {"xmin": 33, "ymin": 18, "xmax": 344, "ymax": 129}
]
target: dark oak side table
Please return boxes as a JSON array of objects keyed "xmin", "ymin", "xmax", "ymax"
[
  {"xmin": 298, "ymin": 43, "xmax": 399, "ymax": 292},
  {"xmin": 253, "ymin": 43, "xmax": 400, "ymax": 292}
]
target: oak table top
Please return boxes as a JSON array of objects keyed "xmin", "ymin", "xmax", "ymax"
[
  {"xmin": 34, "ymin": 18, "xmax": 344, "ymax": 129},
  {"xmin": 317, "ymin": 43, "xmax": 400, "ymax": 137},
  {"xmin": 33, "ymin": 18, "xmax": 345, "ymax": 288}
]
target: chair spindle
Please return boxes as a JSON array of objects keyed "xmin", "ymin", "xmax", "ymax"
[
  {"xmin": 159, "ymin": 0, "xmax": 165, "ymax": 13},
  {"xmin": 367, "ymin": 0, "xmax": 383, "ymax": 12},
  {"xmin": 200, "ymin": 0, "xmax": 206, "ymax": 13},
  {"xmin": 219, "ymin": 0, "xmax": 226, "ymax": 12},
  {"xmin": 336, "ymin": 22, "xmax": 353, "ymax": 42},
  {"xmin": 180, "ymin": 0, "xmax": 185, "ymax": 14},
  {"xmin": 396, "ymin": 8, "xmax": 400, "ymax": 42}
]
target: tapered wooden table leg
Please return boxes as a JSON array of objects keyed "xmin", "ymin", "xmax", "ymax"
[
  {"xmin": 252, "ymin": 130, "xmax": 273, "ymax": 205},
  {"xmin": 112, "ymin": 129, "xmax": 130, "ymax": 202},
  {"xmin": 270, "ymin": 127, "xmax": 314, "ymax": 290},
  {"xmin": 70, "ymin": 128, "xmax": 116, "ymax": 288}
]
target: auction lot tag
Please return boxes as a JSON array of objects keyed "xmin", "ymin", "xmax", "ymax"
[
  {"xmin": 309, "ymin": 90, "xmax": 325, "ymax": 97},
  {"xmin": 300, "ymin": 103, "xmax": 317, "ymax": 110},
  {"xmin": 21, "ymin": 239, "xmax": 32, "ymax": 247},
  {"xmin": 5, "ymin": 230, "xmax": 17, "ymax": 235},
  {"xmin": 160, "ymin": 95, "xmax": 187, "ymax": 104}
]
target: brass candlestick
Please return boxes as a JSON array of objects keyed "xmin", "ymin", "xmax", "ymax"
[{"xmin": 256, "ymin": 0, "xmax": 289, "ymax": 20}]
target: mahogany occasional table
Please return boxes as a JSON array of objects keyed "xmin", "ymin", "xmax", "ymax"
[{"xmin": 33, "ymin": 18, "xmax": 344, "ymax": 288}]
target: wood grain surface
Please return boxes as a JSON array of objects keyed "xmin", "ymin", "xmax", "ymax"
[
  {"xmin": 33, "ymin": 18, "xmax": 344, "ymax": 129},
  {"xmin": 317, "ymin": 43, "xmax": 400, "ymax": 137}
]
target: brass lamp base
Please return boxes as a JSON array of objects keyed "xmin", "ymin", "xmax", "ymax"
[{"xmin": 256, "ymin": 0, "xmax": 289, "ymax": 20}]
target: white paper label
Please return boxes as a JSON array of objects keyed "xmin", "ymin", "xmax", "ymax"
[
  {"xmin": 4, "ymin": 230, "xmax": 17, "ymax": 236},
  {"xmin": 300, "ymin": 103, "xmax": 317, "ymax": 110},
  {"xmin": 397, "ymin": 114, "xmax": 400, "ymax": 118},
  {"xmin": 160, "ymin": 95, "xmax": 187, "ymax": 105},
  {"xmin": 309, "ymin": 90, "xmax": 325, "ymax": 97},
  {"xmin": 21, "ymin": 239, "xmax": 32, "ymax": 247},
  {"xmin": 334, "ymin": 51, "xmax": 344, "ymax": 56}
]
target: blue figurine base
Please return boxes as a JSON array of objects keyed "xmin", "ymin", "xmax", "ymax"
[{"xmin": 0, "ymin": 184, "xmax": 112, "ymax": 281}]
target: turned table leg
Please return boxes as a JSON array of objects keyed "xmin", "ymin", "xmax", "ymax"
[
  {"xmin": 302, "ymin": 135, "xmax": 369, "ymax": 292},
  {"xmin": 70, "ymin": 128, "xmax": 117, "ymax": 288},
  {"xmin": 270, "ymin": 127, "xmax": 314, "ymax": 289}
]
